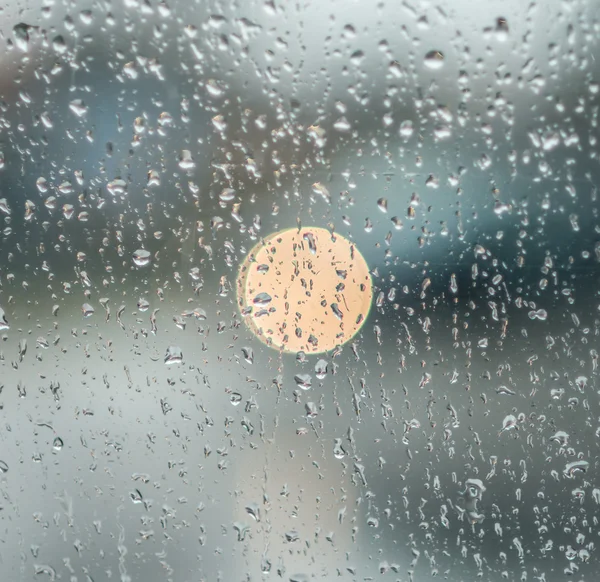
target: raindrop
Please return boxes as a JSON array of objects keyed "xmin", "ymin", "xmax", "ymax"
[
  {"xmin": 18, "ymin": 339, "xmax": 27, "ymax": 361},
  {"xmin": 52, "ymin": 437, "xmax": 63, "ymax": 451},
  {"xmin": 528, "ymin": 309, "xmax": 547, "ymax": 321},
  {"xmin": 333, "ymin": 438, "xmax": 345, "ymax": 459},
  {"xmin": 294, "ymin": 374, "xmax": 312, "ymax": 390},
  {"xmin": 123, "ymin": 61, "xmax": 138, "ymax": 79},
  {"xmin": 69, "ymin": 99, "xmax": 88, "ymax": 118},
  {"xmin": 377, "ymin": 198, "xmax": 388, "ymax": 212},
  {"xmin": 449, "ymin": 273, "xmax": 458, "ymax": 294},
  {"xmin": 107, "ymin": 178, "xmax": 127, "ymax": 196},
  {"xmin": 178, "ymin": 150, "xmax": 195, "ymax": 170},
  {"xmin": 314, "ymin": 359, "xmax": 328, "ymax": 379},
  {"xmin": 130, "ymin": 489, "xmax": 143, "ymax": 504},
  {"xmin": 0, "ymin": 307, "xmax": 8, "ymax": 331},
  {"xmin": 133, "ymin": 249, "xmax": 151, "ymax": 267},
  {"xmin": 36, "ymin": 337, "xmax": 49, "ymax": 349},
  {"xmin": 36, "ymin": 177, "xmax": 49, "ymax": 193},
  {"xmin": 564, "ymin": 460, "xmax": 589, "ymax": 478},
  {"xmin": 245, "ymin": 503, "xmax": 261, "ymax": 521},
  {"xmin": 82, "ymin": 303, "xmax": 94, "ymax": 317},
  {"xmin": 241, "ymin": 347, "xmax": 254, "ymax": 364},
  {"xmin": 350, "ymin": 50, "xmax": 365, "ymax": 66},
  {"xmin": 575, "ymin": 375, "xmax": 587, "ymax": 391},
  {"xmin": 206, "ymin": 79, "xmax": 224, "ymax": 98},
  {"xmin": 13, "ymin": 23, "xmax": 32, "ymax": 52},
  {"xmin": 219, "ymin": 188, "xmax": 236, "ymax": 202},
  {"xmin": 424, "ymin": 50, "xmax": 444, "ymax": 69},
  {"xmin": 253, "ymin": 292, "xmax": 272, "ymax": 307},
  {"xmin": 212, "ymin": 115, "xmax": 227, "ymax": 132},
  {"xmin": 333, "ymin": 117, "xmax": 351, "ymax": 132},
  {"xmin": 495, "ymin": 17, "xmax": 509, "ymax": 41},
  {"xmin": 399, "ymin": 120, "xmax": 414, "ymax": 138},
  {"xmin": 34, "ymin": 565, "xmax": 56, "ymax": 580},
  {"xmin": 331, "ymin": 303, "xmax": 344, "ymax": 320},
  {"xmin": 164, "ymin": 346, "xmax": 183, "ymax": 365},
  {"xmin": 550, "ymin": 431, "xmax": 569, "ymax": 446},
  {"xmin": 499, "ymin": 414, "xmax": 518, "ymax": 434}
]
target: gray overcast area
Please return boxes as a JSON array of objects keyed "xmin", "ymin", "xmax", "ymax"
[{"xmin": 1, "ymin": 0, "xmax": 600, "ymax": 580}]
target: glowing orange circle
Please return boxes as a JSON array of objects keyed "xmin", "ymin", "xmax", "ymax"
[{"xmin": 236, "ymin": 227, "xmax": 372, "ymax": 354}]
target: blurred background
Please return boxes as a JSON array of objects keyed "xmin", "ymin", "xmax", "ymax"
[{"xmin": 1, "ymin": 0, "xmax": 600, "ymax": 580}]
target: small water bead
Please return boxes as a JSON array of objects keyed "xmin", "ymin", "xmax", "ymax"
[
  {"xmin": 424, "ymin": 50, "xmax": 444, "ymax": 69},
  {"xmin": 314, "ymin": 359, "xmax": 328, "ymax": 379},
  {"xmin": 82, "ymin": 303, "xmax": 94, "ymax": 317},
  {"xmin": 253, "ymin": 292, "xmax": 272, "ymax": 307},
  {"xmin": 294, "ymin": 374, "xmax": 312, "ymax": 390},
  {"xmin": 164, "ymin": 346, "xmax": 183, "ymax": 365},
  {"xmin": 133, "ymin": 249, "xmax": 151, "ymax": 267},
  {"xmin": 563, "ymin": 460, "xmax": 589, "ymax": 478},
  {"xmin": 0, "ymin": 307, "xmax": 8, "ymax": 331}
]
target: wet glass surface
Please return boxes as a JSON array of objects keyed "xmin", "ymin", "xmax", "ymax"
[{"xmin": 1, "ymin": 0, "xmax": 600, "ymax": 580}]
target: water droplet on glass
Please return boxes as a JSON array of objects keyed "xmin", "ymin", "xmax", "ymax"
[
  {"xmin": 550, "ymin": 431, "xmax": 569, "ymax": 446},
  {"xmin": 575, "ymin": 375, "xmax": 588, "ymax": 391},
  {"xmin": 36, "ymin": 337, "xmax": 49, "ymax": 349},
  {"xmin": 333, "ymin": 116, "xmax": 351, "ymax": 132},
  {"xmin": 178, "ymin": 150, "xmax": 195, "ymax": 170},
  {"xmin": 377, "ymin": 198, "xmax": 388, "ymax": 213},
  {"xmin": 241, "ymin": 347, "xmax": 254, "ymax": 364},
  {"xmin": 82, "ymin": 303, "xmax": 94, "ymax": 317},
  {"xmin": 528, "ymin": 309, "xmax": 548, "ymax": 321},
  {"xmin": 107, "ymin": 178, "xmax": 127, "ymax": 196},
  {"xmin": 13, "ymin": 23, "xmax": 32, "ymax": 52},
  {"xmin": 133, "ymin": 249, "xmax": 151, "ymax": 267},
  {"xmin": 69, "ymin": 99, "xmax": 88, "ymax": 118},
  {"xmin": 253, "ymin": 292, "xmax": 272, "ymax": 307},
  {"xmin": 164, "ymin": 346, "xmax": 183, "ymax": 365},
  {"xmin": 219, "ymin": 188, "xmax": 236, "ymax": 202},
  {"xmin": 0, "ymin": 307, "xmax": 8, "ymax": 331},
  {"xmin": 212, "ymin": 115, "xmax": 227, "ymax": 132},
  {"xmin": 564, "ymin": 460, "xmax": 589, "ymax": 478},
  {"xmin": 499, "ymin": 414, "xmax": 518, "ymax": 434},
  {"xmin": 399, "ymin": 120, "xmax": 414, "ymax": 139},
  {"xmin": 245, "ymin": 503, "xmax": 261, "ymax": 521},
  {"xmin": 294, "ymin": 374, "xmax": 312, "ymax": 390},
  {"xmin": 315, "ymin": 359, "xmax": 328, "ymax": 379},
  {"xmin": 495, "ymin": 17, "xmax": 509, "ymax": 41},
  {"xmin": 424, "ymin": 50, "xmax": 444, "ymax": 70},
  {"xmin": 52, "ymin": 437, "xmax": 63, "ymax": 451},
  {"xmin": 333, "ymin": 438, "xmax": 345, "ymax": 459}
]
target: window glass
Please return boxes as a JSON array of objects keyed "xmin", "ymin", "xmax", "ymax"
[{"xmin": 1, "ymin": 0, "xmax": 599, "ymax": 580}]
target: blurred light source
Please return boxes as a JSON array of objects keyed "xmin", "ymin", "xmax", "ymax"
[{"xmin": 237, "ymin": 227, "xmax": 372, "ymax": 353}]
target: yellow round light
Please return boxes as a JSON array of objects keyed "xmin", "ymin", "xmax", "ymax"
[{"xmin": 236, "ymin": 227, "xmax": 372, "ymax": 354}]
